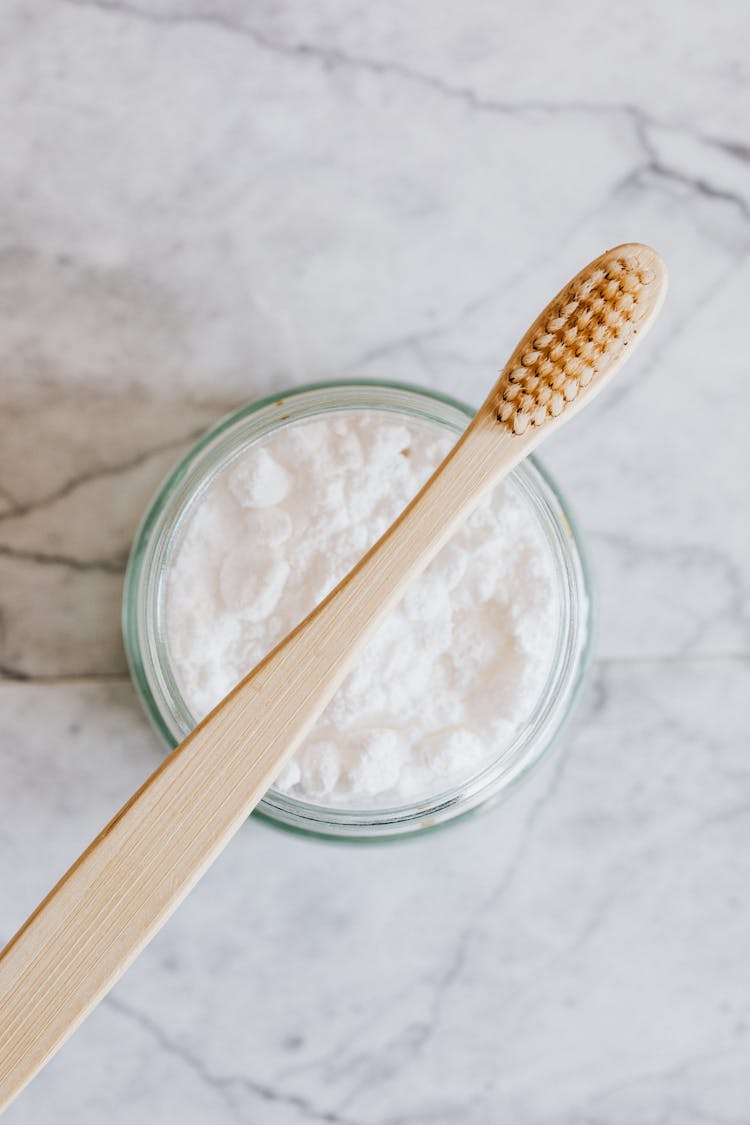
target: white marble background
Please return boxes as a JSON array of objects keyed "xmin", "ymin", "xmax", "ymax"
[{"xmin": 1, "ymin": 1, "xmax": 749, "ymax": 1121}]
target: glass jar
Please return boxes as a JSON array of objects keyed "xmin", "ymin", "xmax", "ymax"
[{"xmin": 122, "ymin": 380, "xmax": 593, "ymax": 840}]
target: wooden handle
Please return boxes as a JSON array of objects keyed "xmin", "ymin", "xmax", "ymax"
[{"xmin": 0, "ymin": 414, "xmax": 520, "ymax": 1111}]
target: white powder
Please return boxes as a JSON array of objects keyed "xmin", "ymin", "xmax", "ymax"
[{"xmin": 165, "ymin": 411, "xmax": 558, "ymax": 808}]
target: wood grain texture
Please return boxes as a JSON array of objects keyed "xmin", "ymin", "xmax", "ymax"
[
  {"xmin": 0, "ymin": 244, "xmax": 667, "ymax": 1112},
  {"xmin": 0, "ymin": 419, "xmax": 520, "ymax": 1111}
]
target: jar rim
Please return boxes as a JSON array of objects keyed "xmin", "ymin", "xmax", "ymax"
[{"xmin": 122, "ymin": 379, "xmax": 594, "ymax": 841}]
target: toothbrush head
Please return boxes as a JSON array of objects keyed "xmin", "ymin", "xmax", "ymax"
[{"xmin": 495, "ymin": 243, "xmax": 668, "ymax": 435}]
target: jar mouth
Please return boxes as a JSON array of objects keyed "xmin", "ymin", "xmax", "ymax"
[{"xmin": 122, "ymin": 379, "xmax": 593, "ymax": 840}]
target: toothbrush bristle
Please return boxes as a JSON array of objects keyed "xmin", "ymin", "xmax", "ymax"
[{"xmin": 496, "ymin": 245, "xmax": 666, "ymax": 434}]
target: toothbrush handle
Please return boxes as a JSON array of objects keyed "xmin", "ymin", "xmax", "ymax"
[{"xmin": 0, "ymin": 415, "xmax": 520, "ymax": 1112}]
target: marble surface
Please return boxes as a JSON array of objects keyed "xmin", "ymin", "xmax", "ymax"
[{"xmin": 1, "ymin": 1, "xmax": 748, "ymax": 1120}]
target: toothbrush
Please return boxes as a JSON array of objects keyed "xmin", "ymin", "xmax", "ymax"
[{"xmin": 0, "ymin": 244, "xmax": 667, "ymax": 1111}]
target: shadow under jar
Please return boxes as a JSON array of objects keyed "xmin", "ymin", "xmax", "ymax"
[{"xmin": 122, "ymin": 380, "xmax": 593, "ymax": 840}]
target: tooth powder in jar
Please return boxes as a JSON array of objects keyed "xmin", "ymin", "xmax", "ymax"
[
  {"xmin": 167, "ymin": 412, "xmax": 558, "ymax": 805},
  {"xmin": 123, "ymin": 382, "xmax": 591, "ymax": 837}
]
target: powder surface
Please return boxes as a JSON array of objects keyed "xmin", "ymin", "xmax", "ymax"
[{"xmin": 165, "ymin": 411, "xmax": 558, "ymax": 808}]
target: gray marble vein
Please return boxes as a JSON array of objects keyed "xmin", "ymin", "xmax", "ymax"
[{"xmin": 0, "ymin": 0, "xmax": 748, "ymax": 1120}]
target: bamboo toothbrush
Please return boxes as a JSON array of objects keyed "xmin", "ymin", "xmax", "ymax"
[{"xmin": 0, "ymin": 243, "xmax": 667, "ymax": 1111}]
